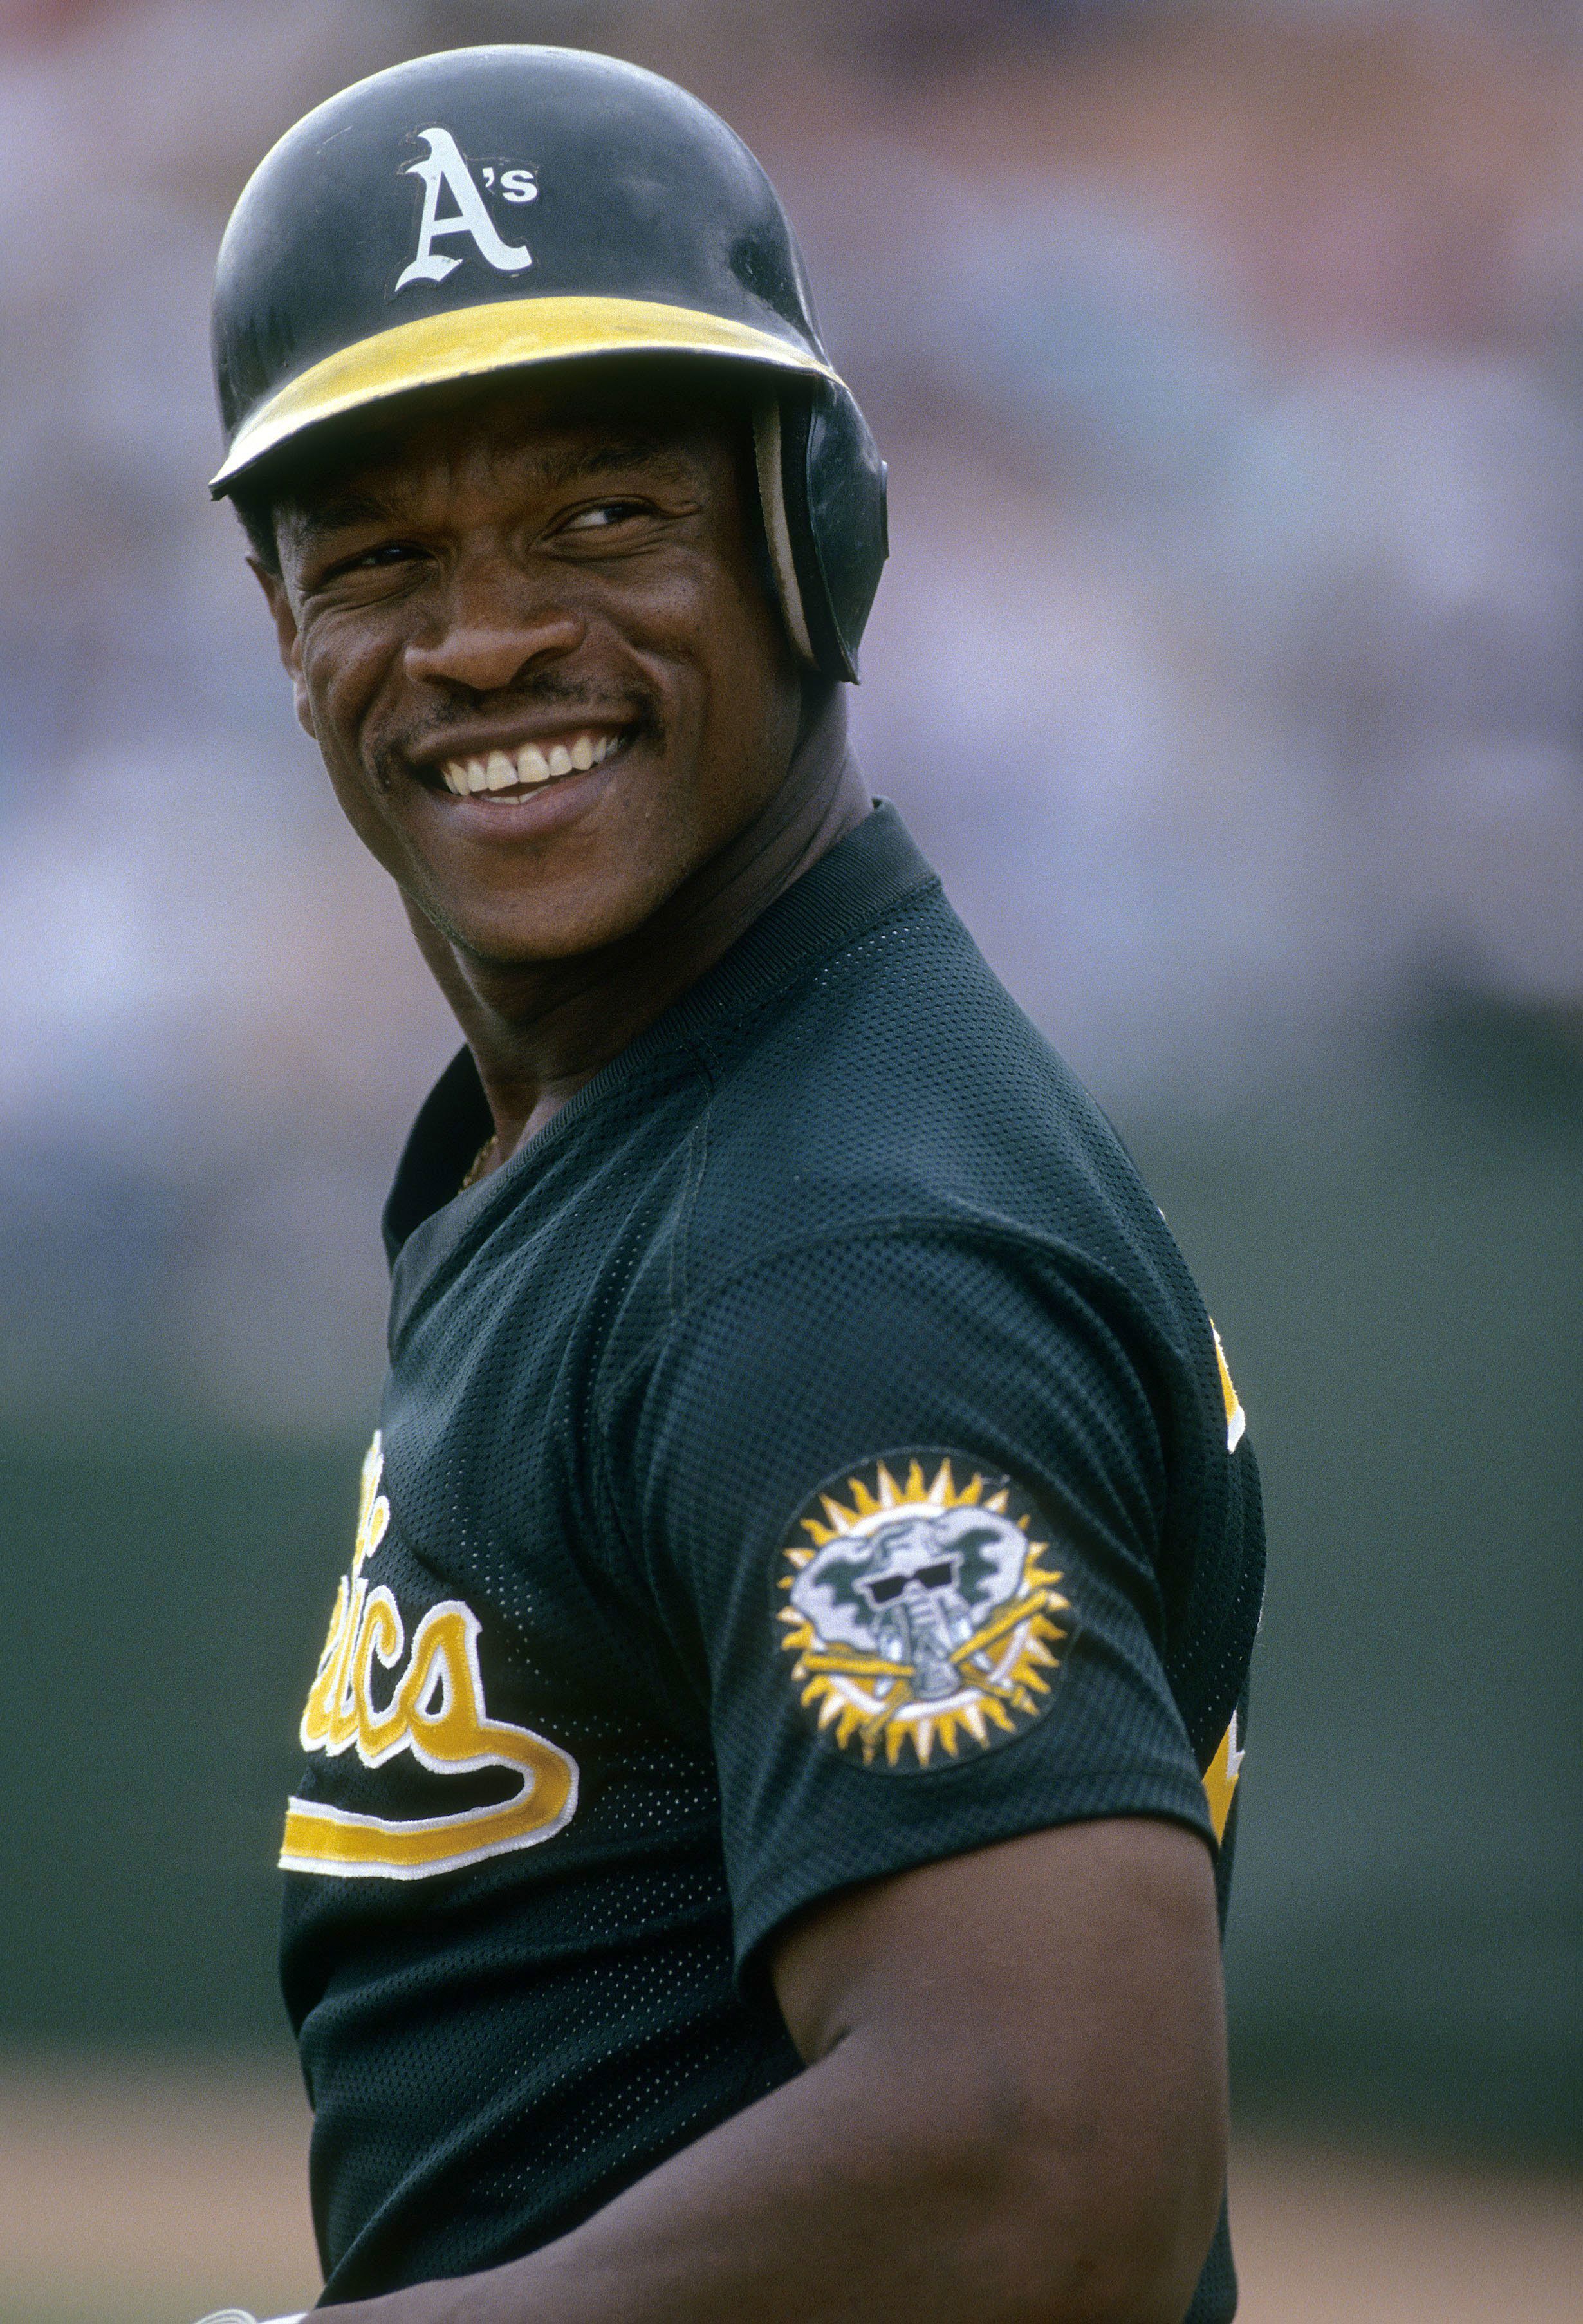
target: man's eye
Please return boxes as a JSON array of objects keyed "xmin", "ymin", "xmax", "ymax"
[
  {"xmin": 560, "ymin": 500, "xmax": 649, "ymax": 534},
  {"xmin": 315, "ymin": 540, "xmax": 423, "ymax": 584},
  {"xmin": 351, "ymin": 541, "xmax": 422, "ymax": 569}
]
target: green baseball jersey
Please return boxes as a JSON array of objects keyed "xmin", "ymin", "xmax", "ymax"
[{"xmin": 279, "ymin": 804, "xmax": 1263, "ymax": 2318}]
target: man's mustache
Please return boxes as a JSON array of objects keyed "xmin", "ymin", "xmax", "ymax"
[{"xmin": 372, "ymin": 677, "xmax": 661, "ymax": 786}]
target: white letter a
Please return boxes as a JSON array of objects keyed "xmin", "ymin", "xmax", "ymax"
[{"xmin": 395, "ymin": 126, "xmax": 532, "ymax": 292}]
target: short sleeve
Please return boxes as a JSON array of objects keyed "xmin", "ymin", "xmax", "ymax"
[{"xmin": 613, "ymin": 1227, "xmax": 1217, "ymax": 1969}]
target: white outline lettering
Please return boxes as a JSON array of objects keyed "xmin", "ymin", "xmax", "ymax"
[{"xmin": 395, "ymin": 126, "xmax": 532, "ymax": 293}]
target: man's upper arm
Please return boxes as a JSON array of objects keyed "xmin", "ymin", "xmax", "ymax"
[
  {"xmin": 619, "ymin": 1227, "xmax": 1223, "ymax": 1966},
  {"xmin": 770, "ymin": 1814, "xmax": 1230, "ymax": 2324}
]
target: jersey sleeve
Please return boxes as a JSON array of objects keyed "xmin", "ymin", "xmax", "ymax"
[{"xmin": 607, "ymin": 1226, "xmax": 1220, "ymax": 1971}]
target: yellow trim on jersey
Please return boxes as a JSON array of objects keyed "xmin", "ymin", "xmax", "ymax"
[
  {"xmin": 281, "ymin": 1436, "xmax": 579, "ymax": 1881},
  {"xmin": 1202, "ymin": 1711, "xmax": 1245, "ymax": 1843},
  {"xmin": 1211, "ymin": 1325, "xmax": 1246, "ymax": 1453},
  {"xmin": 212, "ymin": 295, "xmax": 835, "ymax": 490}
]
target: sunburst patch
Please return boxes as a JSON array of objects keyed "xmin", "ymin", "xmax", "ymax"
[{"xmin": 773, "ymin": 1452, "xmax": 1071, "ymax": 1772}]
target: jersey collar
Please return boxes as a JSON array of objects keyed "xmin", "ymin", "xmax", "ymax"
[{"xmin": 382, "ymin": 801, "xmax": 939, "ymax": 1265}]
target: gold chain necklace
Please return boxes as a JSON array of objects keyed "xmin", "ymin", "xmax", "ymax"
[{"xmin": 459, "ymin": 1131, "xmax": 499, "ymax": 1191}]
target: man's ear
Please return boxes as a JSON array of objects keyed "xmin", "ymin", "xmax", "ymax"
[{"xmin": 249, "ymin": 557, "xmax": 315, "ymax": 739}]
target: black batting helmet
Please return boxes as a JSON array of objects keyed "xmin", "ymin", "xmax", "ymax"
[{"xmin": 210, "ymin": 46, "xmax": 887, "ymax": 680}]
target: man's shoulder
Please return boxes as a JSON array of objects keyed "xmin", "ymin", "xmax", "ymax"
[{"xmin": 683, "ymin": 883, "xmax": 1174, "ymax": 1305}]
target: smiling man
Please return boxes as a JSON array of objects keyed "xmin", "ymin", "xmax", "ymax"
[{"xmin": 204, "ymin": 46, "xmax": 1263, "ymax": 2324}]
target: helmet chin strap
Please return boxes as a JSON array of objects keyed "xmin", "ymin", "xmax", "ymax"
[{"xmin": 752, "ymin": 399, "xmax": 817, "ymax": 671}]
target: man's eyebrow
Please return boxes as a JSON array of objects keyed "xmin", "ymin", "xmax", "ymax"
[
  {"xmin": 288, "ymin": 488, "xmax": 398, "ymax": 540},
  {"xmin": 286, "ymin": 434, "xmax": 701, "ymax": 539},
  {"xmin": 533, "ymin": 436, "xmax": 694, "ymax": 486}
]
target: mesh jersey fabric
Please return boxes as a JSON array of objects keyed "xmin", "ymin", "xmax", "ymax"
[{"xmin": 279, "ymin": 802, "xmax": 1264, "ymax": 2317}]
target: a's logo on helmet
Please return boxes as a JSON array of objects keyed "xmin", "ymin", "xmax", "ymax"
[
  {"xmin": 395, "ymin": 125, "xmax": 537, "ymax": 294},
  {"xmin": 775, "ymin": 1454, "xmax": 1071, "ymax": 1772}
]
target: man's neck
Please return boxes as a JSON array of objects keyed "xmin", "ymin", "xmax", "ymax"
[{"xmin": 405, "ymin": 691, "xmax": 871, "ymax": 1167}]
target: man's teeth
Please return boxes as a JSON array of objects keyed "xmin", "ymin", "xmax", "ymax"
[{"xmin": 440, "ymin": 732, "xmax": 621, "ymax": 797}]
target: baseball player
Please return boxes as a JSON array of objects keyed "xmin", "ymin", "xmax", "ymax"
[{"xmin": 199, "ymin": 44, "xmax": 1263, "ymax": 2324}]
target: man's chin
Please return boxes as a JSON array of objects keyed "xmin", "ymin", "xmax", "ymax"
[{"xmin": 418, "ymin": 879, "xmax": 680, "ymax": 977}]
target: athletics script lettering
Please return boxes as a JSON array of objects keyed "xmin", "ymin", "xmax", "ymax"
[{"xmin": 280, "ymin": 1435, "xmax": 579, "ymax": 1879}]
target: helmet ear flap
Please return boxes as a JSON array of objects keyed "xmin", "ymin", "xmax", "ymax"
[
  {"xmin": 753, "ymin": 398, "xmax": 818, "ymax": 670},
  {"xmin": 754, "ymin": 382, "xmax": 889, "ymax": 682}
]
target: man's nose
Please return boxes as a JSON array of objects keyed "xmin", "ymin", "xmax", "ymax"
[{"xmin": 402, "ymin": 564, "xmax": 586, "ymax": 693}]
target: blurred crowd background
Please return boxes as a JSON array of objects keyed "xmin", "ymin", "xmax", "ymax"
[{"xmin": 2, "ymin": 0, "xmax": 1579, "ymax": 2318}]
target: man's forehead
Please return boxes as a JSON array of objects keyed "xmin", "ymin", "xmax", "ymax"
[{"xmin": 280, "ymin": 376, "xmax": 736, "ymax": 530}]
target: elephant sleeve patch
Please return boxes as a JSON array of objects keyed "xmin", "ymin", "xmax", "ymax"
[{"xmin": 772, "ymin": 1452, "xmax": 1071, "ymax": 1773}]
